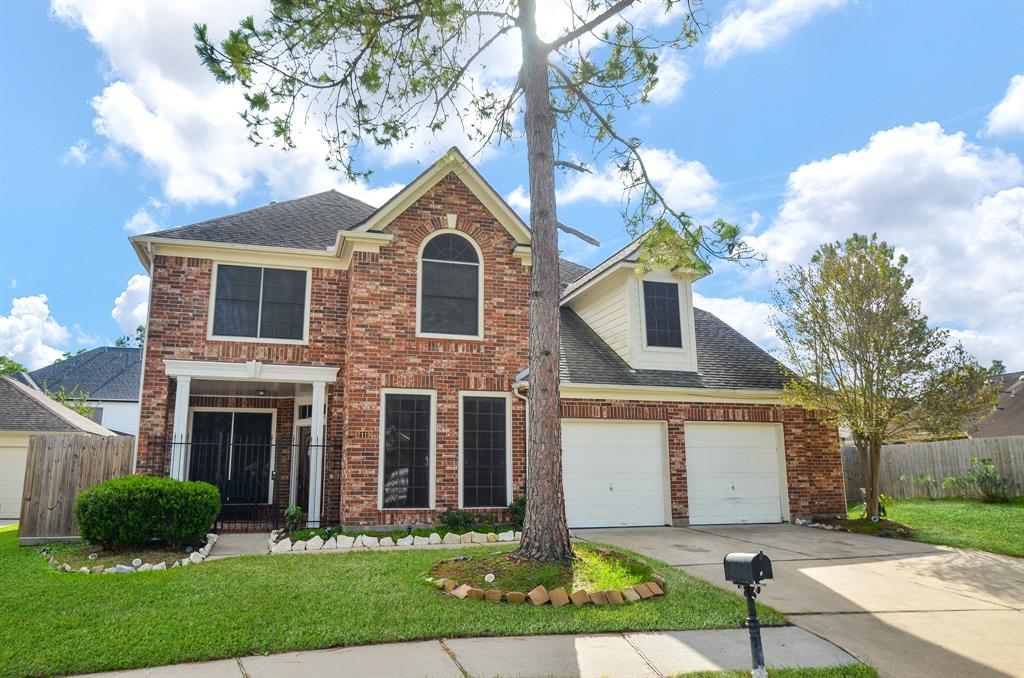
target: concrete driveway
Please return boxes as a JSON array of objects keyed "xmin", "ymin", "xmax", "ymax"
[{"xmin": 575, "ymin": 524, "xmax": 1024, "ymax": 678}]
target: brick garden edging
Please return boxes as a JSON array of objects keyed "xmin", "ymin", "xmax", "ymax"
[
  {"xmin": 47, "ymin": 533, "xmax": 219, "ymax": 574},
  {"xmin": 427, "ymin": 573, "xmax": 667, "ymax": 607},
  {"xmin": 268, "ymin": 529, "xmax": 523, "ymax": 553}
]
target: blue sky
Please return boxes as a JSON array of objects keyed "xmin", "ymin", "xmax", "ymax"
[{"xmin": 1, "ymin": 0, "xmax": 1022, "ymax": 370}]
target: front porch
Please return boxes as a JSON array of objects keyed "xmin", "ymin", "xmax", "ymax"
[{"xmin": 162, "ymin": 359, "xmax": 340, "ymax": 529}]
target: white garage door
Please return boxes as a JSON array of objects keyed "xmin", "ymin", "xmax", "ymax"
[
  {"xmin": 562, "ymin": 420, "xmax": 668, "ymax": 528},
  {"xmin": 685, "ymin": 423, "xmax": 786, "ymax": 525},
  {"xmin": 0, "ymin": 436, "xmax": 29, "ymax": 519}
]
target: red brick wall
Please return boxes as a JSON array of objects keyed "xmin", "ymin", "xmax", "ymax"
[{"xmin": 560, "ymin": 398, "xmax": 846, "ymax": 521}]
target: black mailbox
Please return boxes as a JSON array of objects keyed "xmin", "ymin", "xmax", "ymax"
[{"xmin": 723, "ymin": 551, "xmax": 773, "ymax": 586}]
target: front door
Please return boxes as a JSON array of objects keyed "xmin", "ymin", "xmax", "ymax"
[{"xmin": 189, "ymin": 411, "xmax": 274, "ymax": 504}]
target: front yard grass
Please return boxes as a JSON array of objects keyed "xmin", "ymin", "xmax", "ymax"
[
  {"xmin": 0, "ymin": 524, "xmax": 783, "ymax": 677},
  {"xmin": 846, "ymin": 497, "xmax": 1024, "ymax": 557}
]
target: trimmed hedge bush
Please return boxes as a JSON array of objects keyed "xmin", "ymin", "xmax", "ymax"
[{"xmin": 75, "ymin": 476, "xmax": 220, "ymax": 549}]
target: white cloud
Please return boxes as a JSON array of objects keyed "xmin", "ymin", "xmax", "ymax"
[
  {"xmin": 746, "ymin": 121, "xmax": 1024, "ymax": 368},
  {"xmin": 61, "ymin": 138, "xmax": 89, "ymax": 165},
  {"xmin": 981, "ymin": 74, "xmax": 1024, "ymax": 138},
  {"xmin": 0, "ymin": 295, "xmax": 71, "ymax": 369},
  {"xmin": 693, "ymin": 292, "xmax": 778, "ymax": 349},
  {"xmin": 505, "ymin": 185, "xmax": 530, "ymax": 212},
  {"xmin": 649, "ymin": 50, "xmax": 689, "ymax": 104},
  {"xmin": 123, "ymin": 207, "xmax": 159, "ymax": 235},
  {"xmin": 559, "ymin": 148, "xmax": 719, "ymax": 214},
  {"xmin": 706, "ymin": 0, "xmax": 845, "ymax": 66},
  {"xmin": 111, "ymin": 274, "xmax": 150, "ymax": 334},
  {"xmin": 51, "ymin": 0, "xmax": 404, "ymax": 207}
]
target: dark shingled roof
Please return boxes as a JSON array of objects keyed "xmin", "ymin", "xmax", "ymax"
[
  {"xmin": 29, "ymin": 347, "xmax": 142, "ymax": 401},
  {"xmin": 0, "ymin": 376, "xmax": 113, "ymax": 433},
  {"xmin": 972, "ymin": 371, "xmax": 1024, "ymax": 438},
  {"xmin": 146, "ymin": 190, "xmax": 378, "ymax": 250},
  {"xmin": 559, "ymin": 307, "xmax": 789, "ymax": 390},
  {"xmin": 558, "ymin": 258, "xmax": 590, "ymax": 290}
]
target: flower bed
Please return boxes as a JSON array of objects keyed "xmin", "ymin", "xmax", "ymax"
[
  {"xmin": 269, "ymin": 528, "xmax": 522, "ymax": 553},
  {"xmin": 42, "ymin": 533, "xmax": 219, "ymax": 574}
]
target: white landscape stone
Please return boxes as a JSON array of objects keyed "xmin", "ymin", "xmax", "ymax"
[
  {"xmin": 114, "ymin": 564, "xmax": 136, "ymax": 573},
  {"xmin": 360, "ymin": 535, "xmax": 380, "ymax": 547},
  {"xmin": 189, "ymin": 551, "xmax": 204, "ymax": 564},
  {"xmin": 199, "ymin": 545, "xmax": 210, "ymax": 557},
  {"xmin": 413, "ymin": 536, "xmax": 430, "ymax": 546},
  {"xmin": 379, "ymin": 536, "xmax": 396, "ymax": 547},
  {"xmin": 79, "ymin": 567, "xmax": 90, "ymax": 574},
  {"xmin": 181, "ymin": 558, "xmax": 190, "ymax": 567},
  {"xmin": 396, "ymin": 535, "xmax": 414, "ymax": 546},
  {"xmin": 271, "ymin": 538, "xmax": 293, "ymax": 554},
  {"xmin": 498, "ymin": 530, "xmax": 515, "ymax": 542},
  {"xmin": 292, "ymin": 540, "xmax": 307, "ymax": 551},
  {"xmin": 442, "ymin": 532, "xmax": 461, "ymax": 545},
  {"xmin": 306, "ymin": 535, "xmax": 324, "ymax": 551},
  {"xmin": 138, "ymin": 563, "xmax": 153, "ymax": 572},
  {"xmin": 323, "ymin": 536, "xmax": 337, "ymax": 549},
  {"xmin": 206, "ymin": 533, "xmax": 218, "ymax": 544},
  {"xmin": 470, "ymin": 532, "xmax": 488, "ymax": 544},
  {"xmin": 337, "ymin": 535, "xmax": 355, "ymax": 548},
  {"xmin": 514, "ymin": 531, "xmax": 522, "ymax": 540},
  {"xmin": 461, "ymin": 532, "xmax": 477, "ymax": 544},
  {"xmin": 153, "ymin": 562, "xmax": 167, "ymax": 571},
  {"xmin": 428, "ymin": 532, "xmax": 442, "ymax": 544}
]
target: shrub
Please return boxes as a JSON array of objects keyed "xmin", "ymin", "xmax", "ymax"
[
  {"xmin": 75, "ymin": 476, "xmax": 220, "ymax": 549},
  {"xmin": 900, "ymin": 473, "xmax": 937, "ymax": 499},
  {"xmin": 283, "ymin": 504, "xmax": 303, "ymax": 533},
  {"xmin": 439, "ymin": 509, "xmax": 496, "ymax": 531},
  {"xmin": 508, "ymin": 495, "xmax": 526, "ymax": 530},
  {"xmin": 942, "ymin": 456, "xmax": 1009, "ymax": 503}
]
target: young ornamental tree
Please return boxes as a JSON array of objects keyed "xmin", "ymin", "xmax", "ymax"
[
  {"xmin": 771, "ymin": 234, "xmax": 998, "ymax": 520},
  {"xmin": 195, "ymin": 0, "xmax": 755, "ymax": 561}
]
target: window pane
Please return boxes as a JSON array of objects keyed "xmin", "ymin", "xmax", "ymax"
[
  {"xmin": 383, "ymin": 394, "xmax": 431, "ymax": 509},
  {"xmin": 643, "ymin": 281, "xmax": 683, "ymax": 348},
  {"xmin": 423, "ymin": 233, "xmax": 478, "ymax": 263},
  {"xmin": 260, "ymin": 269, "xmax": 306, "ymax": 340},
  {"xmin": 462, "ymin": 396, "xmax": 506, "ymax": 508},
  {"xmin": 213, "ymin": 265, "xmax": 261, "ymax": 337},
  {"xmin": 421, "ymin": 260, "xmax": 478, "ymax": 335}
]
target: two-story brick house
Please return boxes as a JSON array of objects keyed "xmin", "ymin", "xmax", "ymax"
[{"xmin": 130, "ymin": 149, "xmax": 846, "ymax": 530}]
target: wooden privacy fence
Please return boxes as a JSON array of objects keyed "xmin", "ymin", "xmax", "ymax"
[
  {"xmin": 841, "ymin": 435, "xmax": 1024, "ymax": 503},
  {"xmin": 18, "ymin": 434, "xmax": 133, "ymax": 545}
]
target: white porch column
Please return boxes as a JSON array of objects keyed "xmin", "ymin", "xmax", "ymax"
[
  {"xmin": 169, "ymin": 376, "xmax": 191, "ymax": 480},
  {"xmin": 307, "ymin": 380, "xmax": 327, "ymax": 526}
]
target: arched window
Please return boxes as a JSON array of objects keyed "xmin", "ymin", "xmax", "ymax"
[{"xmin": 418, "ymin": 232, "xmax": 481, "ymax": 337}]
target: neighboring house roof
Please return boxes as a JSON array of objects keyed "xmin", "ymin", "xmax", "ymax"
[
  {"xmin": 0, "ymin": 376, "xmax": 116, "ymax": 434},
  {"xmin": 972, "ymin": 371, "xmax": 1024, "ymax": 438},
  {"xmin": 145, "ymin": 190, "xmax": 378, "ymax": 250},
  {"xmin": 559, "ymin": 307, "xmax": 789, "ymax": 391},
  {"xmin": 28, "ymin": 347, "xmax": 142, "ymax": 402},
  {"xmin": 558, "ymin": 258, "xmax": 590, "ymax": 290}
]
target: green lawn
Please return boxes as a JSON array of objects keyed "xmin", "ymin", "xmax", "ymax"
[
  {"xmin": 847, "ymin": 497, "xmax": 1024, "ymax": 557},
  {"xmin": 0, "ymin": 524, "xmax": 783, "ymax": 677}
]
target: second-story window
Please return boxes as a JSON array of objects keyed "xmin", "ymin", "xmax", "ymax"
[
  {"xmin": 642, "ymin": 280, "xmax": 683, "ymax": 348},
  {"xmin": 419, "ymin": 233, "xmax": 480, "ymax": 337},
  {"xmin": 212, "ymin": 265, "xmax": 307, "ymax": 341}
]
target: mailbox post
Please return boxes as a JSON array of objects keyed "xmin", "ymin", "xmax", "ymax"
[{"xmin": 724, "ymin": 551, "xmax": 773, "ymax": 678}]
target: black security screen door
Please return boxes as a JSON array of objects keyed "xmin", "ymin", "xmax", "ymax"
[
  {"xmin": 382, "ymin": 394, "xmax": 431, "ymax": 508},
  {"xmin": 462, "ymin": 396, "xmax": 507, "ymax": 507},
  {"xmin": 189, "ymin": 411, "xmax": 273, "ymax": 504},
  {"xmin": 643, "ymin": 281, "xmax": 683, "ymax": 348}
]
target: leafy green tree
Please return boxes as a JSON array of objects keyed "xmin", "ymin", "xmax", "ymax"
[
  {"xmin": 114, "ymin": 336, "xmax": 131, "ymax": 348},
  {"xmin": 196, "ymin": 0, "xmax": 755, "ymax": 561},
  {"xmin": 55, "ymin": 348, "xmax": 87, "ymax": 363},
  {"xmin": 772, "ymin": 234, "xmax": 998, "ymax": 520},
  {"xmin": 0, "ymin": 356, "xmax": 28, "ymax": 376},
  {"xmin": 114, "ymin": 325, "xmax": 146, "ymax": 348},
  {"xmin": 135, "ymin": 324, "xmax": 146, "ymax": 347},
  {"xmin": 988, "ymin": 359, "xmax": 1006, "ymax": 376},
  {"xmin": 44, "ymin": 384, "xmax": 95, "ymax": 419}
]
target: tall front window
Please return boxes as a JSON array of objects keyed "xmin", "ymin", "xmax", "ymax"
[
  {"xmin": 382, "ymin": 393, "xmax": 432, "ymax": 509},
  {"xmin": 461, "ymin": 395, "xmax": 508, "ymax": 508},
  {"xmin": 212, "ymin": 264, "xmax": 307, "ymax": 340},
  {"xmin": 419, "ymin": 233, "xmax": 480, "ymax": 336},
  {"xmin": 642, "ymin": 280, "xmax": 683, "ymax": 348}
]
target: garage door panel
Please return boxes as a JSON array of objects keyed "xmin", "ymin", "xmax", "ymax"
[
  {"xmin": 562, "ymin": 420, "xmax": 667, "ymax": 528},
  {"xmin": 685, "ymin": 423, "xmax": 785, "ymax": 525},
  {"xmin": 0, "ymin": 441, "xmax": 29, "ymax": 520}
]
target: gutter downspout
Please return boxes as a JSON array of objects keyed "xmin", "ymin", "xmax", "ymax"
[{"xmin": 512, "ymin": 380, "xmax": 529, "ymax": 490}]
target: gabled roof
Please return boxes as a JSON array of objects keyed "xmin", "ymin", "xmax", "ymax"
[
  {"xmin": 558, "ymin": 258, "xmax": 589, "ymax": 290},
  {"xmin": 0, "ymin": 376, "xmax": 116, "ymax": 434},
  {"xmin": 972, "ymin": 371, "xmax": 1024, "ymax": 438},
  {"xmin": 141, "ymin": 190, "xmax": 377, "ymax": 251},
  {"xmin": 28, "ymin": 347, "xmax": 142, "ymax": 401},
  {"xmin": 559, "ymin": 307, "xmax": 790, "ymax": 391}
]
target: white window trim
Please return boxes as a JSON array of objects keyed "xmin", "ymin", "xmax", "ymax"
[
  {"xmin": 415, "ymin": 230, "xmax": 485, "ymax": 341},
  {"xmin": 207, "ymin": 262, "xmax": 312, "ymax": 345},
  {"xmin": 638, "ymin": 275, "xmax": 688, "ymax": 354},
  {"xmin": 186, "ymin": 406, "xmax": 278, "ymax": 504},
  {"xmin": 457, "ymin": 391, "xmax": 513, "ymax": 510},
  {"xmin": 378, "ymin": 388, "xmax": 437, "ymax": 511}
]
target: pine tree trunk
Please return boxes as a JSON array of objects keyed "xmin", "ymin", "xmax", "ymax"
[{"xmin": 514, "ymin": 0, "xmax": 574, "ymax": 563}]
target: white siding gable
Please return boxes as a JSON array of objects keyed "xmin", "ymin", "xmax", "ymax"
[{"xmin": 567, "ymin": 268, "xmax": 631, "ymax": 361}]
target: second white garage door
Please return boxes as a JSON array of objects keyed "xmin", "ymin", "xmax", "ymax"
[
  {"xmin": 685, "ymin": 423, "xmax": 786, "ymax": 525},
  {"xmin": 562, "ymin": 420, "xmax": 669, "ymax": 528},
  {"xmin": 0, "ymin": 434, "xmax": 29, "ymax": 519}
]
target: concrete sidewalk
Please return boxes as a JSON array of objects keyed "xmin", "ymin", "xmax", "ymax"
[{"xmin": 84, "ymin": 627, "xmax": 858, "ymax": 677}]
